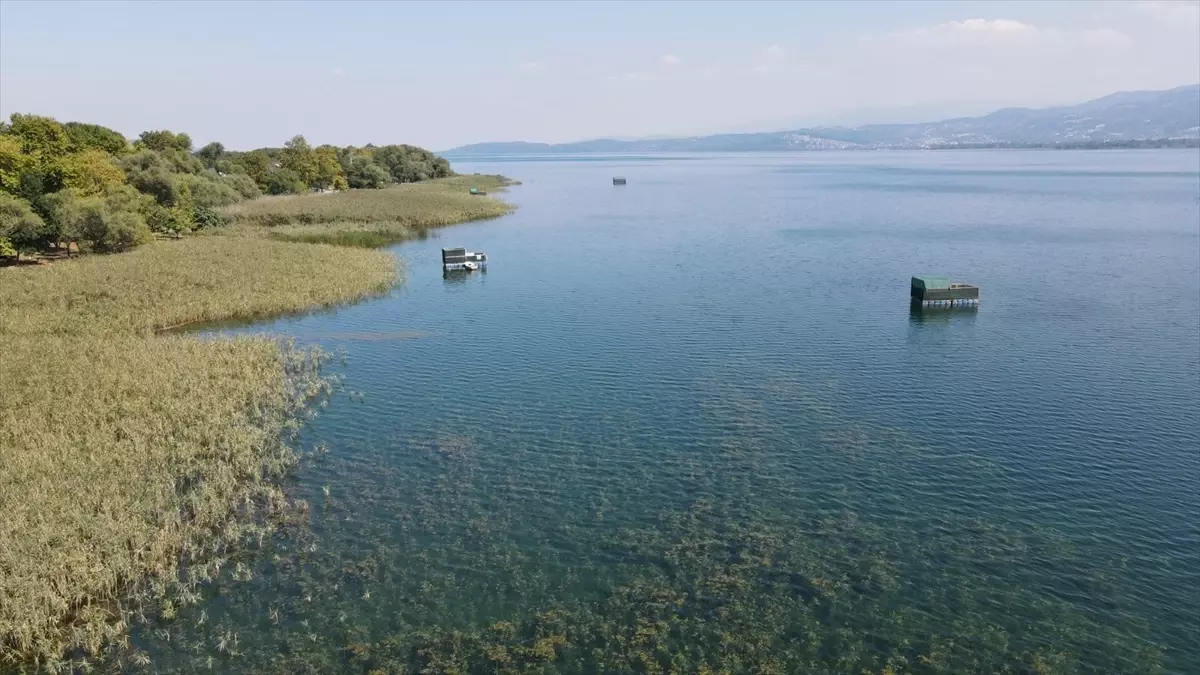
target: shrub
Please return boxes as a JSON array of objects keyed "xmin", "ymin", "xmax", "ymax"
[
  {"xmin": 67, "ymin": 199, "xmax": 150, "ymax": 252},
  {"xmin": 48, "ymin": 187, "xmax": 153, "ymax": 253},
  {"xmin": 266, "ymin": 168, "xmax": 308, "ymax": 195},
  {"xmin": 344, "ymin": 155, "xmax": 390, "ymax": 189},
  {"xmin": 221, "ymin": 172, "xmax": 261, "ymax": 200},
  {"xmin": 0, "ymin": 193, "xmax": 47, "ymax": 252},
  {"xmin": 178, "ymin": 173, "xmax": 241, "ymax": 208},
  {"xmin": 192, "ymin": 205, "xmax": 223, "ymax": 229},
  {"xmin": 144, "ymin": 204, "xmax": 175, "ymax": 234}
]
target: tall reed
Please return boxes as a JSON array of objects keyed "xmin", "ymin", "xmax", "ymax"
[
  {"xmin": 0, "ymin": 237, "xmax": 396, "ymax": 668},
  {"xmin": 1, "ymin": 174, "xmax": 514, "ymax": 669}
]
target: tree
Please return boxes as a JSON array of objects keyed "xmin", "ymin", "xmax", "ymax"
[
  {"xmin": 265, "ymin": 168, "xmax": 307, "ymax": 195},
  {"xmin": 220, "ymin": 173, "xmax": 261, "ymax": 200},
  {"xmin": 121, "ymin": 150, "xmax": 187, "ymax": 204},
  {"xmin": 192, "ymin": 206, "xmax": 223, "ymax": 229},
  {"xmin": 0, "ymin": 193, "xmax": 47, "ymax": 255},
  {"xmin": 136, "ymin": 130, "xmax": 192, "ymax": 152},
  {"xmin": 373, "ymin": 144, "xmax": 453, "ymax": 184},
  {"xmin": 281, "ymin": 135, "xmax": 318, "ymax": 187},
  {"xmin": 52, "ymin": 189, "xmax": 151, "ymax": 253},
  {"xmin": 313, "ymin": 145, "xmax": 348, "ymax": 191},
  {"xmin": 176, "ymin": 173, "xmax": 241, "ymax": 208},
  {"xmin": 0, "ymin": 135, "xmax": 34, "ymax": 195},
  {"xmin": 168, "ymin": 182, "xmax": 196, "ymax": 233},
  {"xmin": 126, "ymin": 165, "xmax": 178, "ymax": 205},
  {"xmin": 17, "ymin": 168, "xmax": 62, "ymax": 209},
  {"xmin": 64, "ymin": 122, "xmax": 129, "ymax": 154},
  {"xmin": 73, "ymin": 206, "xmax": 150, "ymax": 252},
  {"xmin": 228, "ymin": 150, "xmax": 272, "ymax": 189},
  {"xmin": 343, "ymin": 154, "xmax": 390, "ymax": 189},
  {"xmin": 7, "ymin": 114, "xmax": 71, "ymax": 158},
  {"xmin": 58, "ymin": 149, "xmax": 126, "ymax": 196},
  {"xmin": 196, "ymin": 142, "xmax": 225, "ymax": 168}
]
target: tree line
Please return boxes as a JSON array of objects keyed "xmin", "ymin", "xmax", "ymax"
[{"xmin": 0, "ymin": 113, "xmax": 453, "ymax": 258}]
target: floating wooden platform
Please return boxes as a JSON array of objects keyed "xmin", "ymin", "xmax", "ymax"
[
  {"xmin": 612, "ymin": 177, "xmax": 626, "ymax": 185},
  {"xmin": 442, "ymin": 247, "xmax": 487, "ymax": 271},
  {"xmin": 911, "ymin": 275, "xmax": 979, "ymax": 309}
]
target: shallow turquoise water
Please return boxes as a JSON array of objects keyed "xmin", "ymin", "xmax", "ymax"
[{"xmin": 139, "ymin": 151, "xmax": 1199, "ymax": 673}]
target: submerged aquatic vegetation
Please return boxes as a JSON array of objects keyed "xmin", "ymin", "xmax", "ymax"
[
  {"xmin": 0, "ymin": 237, "xmax": 397, "ymax": 668},
  {"xmin": 123, "ymin": 371, "xmax": 1166, "ymax": 675}
]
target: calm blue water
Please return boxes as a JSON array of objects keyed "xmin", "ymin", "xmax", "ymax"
[{"xmin": 141, "ymin": 151, "xmax": 1200, "ymax": 673}]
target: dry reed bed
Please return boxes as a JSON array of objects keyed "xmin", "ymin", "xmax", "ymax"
[
  {"xmin": 0, "ymin": 237, "xmax": 397, "ymax": 669},
  {"xmin": 0, "ymin": 237, "xmax": 397, "ymax": 337},
  {"xmin": 221, "ymin": 175, "xmax": 514, "ymax": 230}
]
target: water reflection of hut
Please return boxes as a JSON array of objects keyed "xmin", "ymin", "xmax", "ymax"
[{"xmin": 911, "ymin": 275, "xmax": 979, "ymax": 309}]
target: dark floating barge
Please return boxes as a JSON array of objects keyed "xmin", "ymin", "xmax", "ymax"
[
  {"xmin": 612, "ymin": 176, "xmax": 627, "ymax": 185},
  {"xmin": 442, "ymin": 247, "xmax": 487, "ymax": 272},
  {"xmin": 911, "ymin": 275, "xmax": 980, "ymax": 309}
]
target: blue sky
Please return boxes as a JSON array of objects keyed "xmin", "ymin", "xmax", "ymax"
[{"xmin": 1, "ymin": 1, "xmax": 1197, "ymax": 150}]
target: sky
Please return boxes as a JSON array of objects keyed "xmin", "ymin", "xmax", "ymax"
[{"xmin": 1, "ymin": 0, "xmax": 1198, "ymax": 150}]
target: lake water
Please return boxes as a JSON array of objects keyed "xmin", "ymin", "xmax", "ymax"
[{"xmin": 139, "ymin": 151, "xmax": 1200, "ymax": 673}]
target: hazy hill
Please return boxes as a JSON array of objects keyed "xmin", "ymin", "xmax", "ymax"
[{"xmin": 446, "ymin": 84, "xmax": 1200, "ymax": 154}]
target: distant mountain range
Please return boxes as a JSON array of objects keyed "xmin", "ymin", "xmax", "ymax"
[{"xmin": 445, "ymin": 84, "xmax": 1200, "ymax": 154}]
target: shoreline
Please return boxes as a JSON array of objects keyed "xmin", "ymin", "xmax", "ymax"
[{"xmin": 0, "ymin": 177, "xmax": 516, "ymax": 668}]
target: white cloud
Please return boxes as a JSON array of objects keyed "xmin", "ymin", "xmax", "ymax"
[
  {"xmin": 949, "ymin": 18, "xmax": 1037, "ymax": 35},
  {"xmin": 518, "ymin": 61, "xmax": 546, "ymax": 74},
  {"xmin": 331, "ymin": 67, "xmax": 346, "ymax": 78},
  {"xmin": 659, "ymin": 54, "xmax": 683, "ymax": 67},
  {"xmin": 876, "ymin": 18, "xmax": 1039, "ymax": 47},
  {"xmin": 869, "ymin": 18, "xmax": 1139, "ymax": 52},
  {"xmin": 1135, "ymin": 0, "xmax": 1200, "ymax": 23},
  {"xmin": 1081, "ymin": 28, "xmax": 1134, "ymax": 48}
]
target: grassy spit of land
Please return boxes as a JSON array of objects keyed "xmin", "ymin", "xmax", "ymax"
[
  {"xmin": 0, "ymin": 178, "xmax": 513, "ymax": 670},
  {"xmin": 223, "ymin": 174, "xmax": 514, "ymax": 246}
]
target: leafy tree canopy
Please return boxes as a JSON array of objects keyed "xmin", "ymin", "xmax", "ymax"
[
  {"xmin": 58, "ymin": 149, "xmax": 127, "ymax": 196},
  {"xmin": 0, "ymin": 135, "xmax": 34, "ymax": 195},
  {"xmin": 281, "ymin": 135, "xmax": 318, "ymax": 186},
  {"xmin": 0, "ymin": 192, "xmax": 47, "ymax": 252},
  {"xmin": 6, "ymin": 114, "xmax": 71, "ymax": 158},
  {"xmin": 196, "ymin": 142, "xmax": 225, "ymax": 168},
  {"xmin": 2, "ymin": 112, "xmax": 457, "ymax": 256},
  {"xmin": 64, "ymin": 122, "xmax": 129, "ymax": 155},
  {"xmin": 136, "ymin": 130, "xmax": 193, "ymax": 153}
]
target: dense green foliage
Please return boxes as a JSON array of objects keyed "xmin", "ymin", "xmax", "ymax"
[
  {"xmin": 0, "ymin": 113, "xmax": 455, "ymax": 258},
  {"xmin": 64, "ymin": 122, "xmax": 130, "ymax": 154}
]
